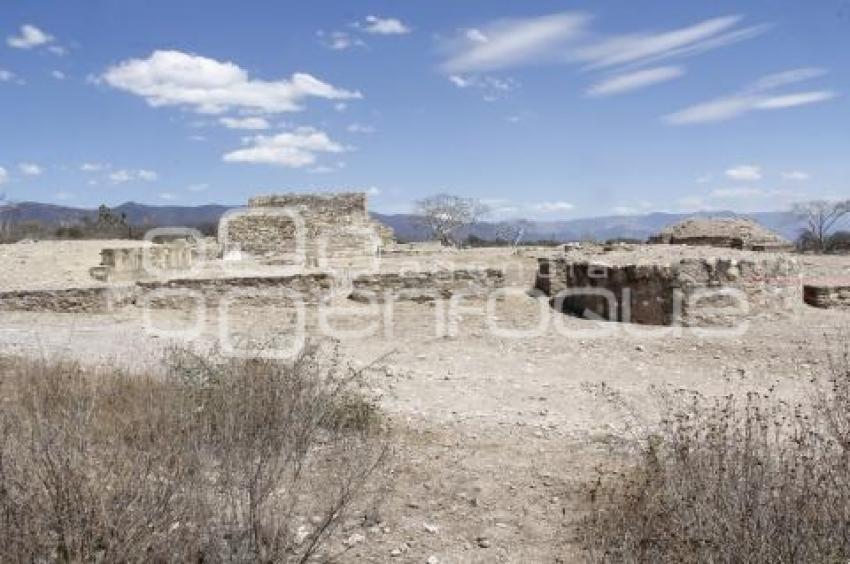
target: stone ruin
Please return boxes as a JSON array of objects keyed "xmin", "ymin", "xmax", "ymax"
[
  {"xmin": 219, "ymin": 192, "xmax": 393, "ymax": 267},
  {"xmin": 535, "ymin": 247, "xmax": 801, "ymax": 326},
  {"xmin": 89, "ymin": 243, "xmax": 194, "ymax": 282},
  {"xmin": 649, "ymin": 217, "xmax": 792, "ymax": 251}
]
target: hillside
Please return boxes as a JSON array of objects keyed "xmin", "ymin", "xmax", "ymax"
[{"xmin": 0, "ymin": 201, "xmax": 806, "ymax": 242}]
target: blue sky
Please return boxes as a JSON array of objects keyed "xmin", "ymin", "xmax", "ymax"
[{"xmin": 0, "ymin": 0, "xmax": 847, "ymax": 219}]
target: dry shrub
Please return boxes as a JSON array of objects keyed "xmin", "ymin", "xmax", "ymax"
[
  {"xmin": 581, "ymin": 352, "xmax": 850, "ymax": 562},
  {"xmin": 0, "ymin": 343, "xmax": 388, "ymax": 562}
]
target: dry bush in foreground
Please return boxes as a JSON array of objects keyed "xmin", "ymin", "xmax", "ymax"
[
  {"xmin": 0, "ymin": 344, "xmax": 387, "ymax": 563},
  {"xmin": 580, "ymin": 351, "xmax": 850, "ymax": 563}
]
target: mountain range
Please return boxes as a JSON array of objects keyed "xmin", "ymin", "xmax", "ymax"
[{"xmin": 0, "ymin": 201, "xmax": 808, "ymax": 243}]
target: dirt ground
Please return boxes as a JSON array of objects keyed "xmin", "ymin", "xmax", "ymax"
[{"xmin": 1, "ymin": 240, "xmax": 849, "ymax": 562}]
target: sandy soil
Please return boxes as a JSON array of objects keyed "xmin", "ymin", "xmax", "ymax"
[{"xmin": 1, "ymin": 241, "xmax": 849, "ymax": 561}]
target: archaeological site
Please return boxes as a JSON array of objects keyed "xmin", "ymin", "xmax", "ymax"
[{"xmin": 3, "ymin": 4, "xmax": 849, "ymax": 560}]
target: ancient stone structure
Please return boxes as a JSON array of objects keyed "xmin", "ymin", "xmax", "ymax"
[
  {"xmin": 649, "ymin": 218, "xmax": 792, "ymax": 251},
  {"xmin": 804, "ymin": 284, "xmax": 850, "ymax": 309},
  {"xmin": 0, "ymin": 286, "xmax": 137, "ymax": 313},
  {"xmin": 0, "ymin": 267, "xmax": 505, "ymax": 313},
  {"xmin": 536, "ymin": 249, "xmax": 800, "ymax": 326},
  {"xmin": 349, "ymin": 268, "xmax": 505, "ymax": 303},
  {"xmin": 89, "ymin": 243, "xmax": 193, "ymax": 281},
  {"xmin": 219, "ymin": 192, "xmax": 393, "ymax": 267}
]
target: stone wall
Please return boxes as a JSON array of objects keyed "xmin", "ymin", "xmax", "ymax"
[
  {"xmin": 349, "ymin": 268, "xmax": 505, "ymax": 302},
  {"xmin": 90, "ymin": 243, "xmax": 193, "ymax": 281},
  {"xmin": 0, "ymin": 268, "xmax": 505, "ymax": 312},
  {"xmin": 0, "ymin": 286, "xmax": 136, "ymax": 313},
  {"xmin": 219, "ymin": 192, "xmax": 389, "ymax": 267},
  {"xmin": 804, "ymin": 284, "xmax": 850, "ymax": 309},
  {"xmin": 536, "ymin": 255, "xmax": 800, "ymax": 326}
]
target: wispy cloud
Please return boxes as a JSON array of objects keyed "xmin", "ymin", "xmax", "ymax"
[
  {"xmin": 483, "ymin": 198, "xmax": 575, "ymax": 219},
  {"xmin": 587, "ymin": 66, "xmax": 684, "ymax": 97},
  {"xmin": 101, "ymin": 50, "xmax": 361, "ymax": 115},
  {"xmin": 666, "ymin": 67, "xmax": 836, "ymax": 124},
  {"xmin": 782, "ymin": 170, "xmax": 810, "ymax": 181},
  {"xmin": 574, "ymin": 16, "xmax": 768, "ymax": 69},
  {"xmin": 18, "ymin": 162, "xmax": 42, "ymax": 176},
  {"xmin": 316, "ymin": 30, "xmax": 365, "ymax": 51},
  {"xmin": 80, "ymin": 162, "xmax": 109, "ymax": 172},
  {"xmin": 440, "ymin": 13, "xmax": 588, "ymax": 73},
  {"xmin": 440, "ymin": 13, "xmax": 768, "ymax": 98},
  {"xmin": 109, "ymin": 168, "xmax": 158, "ymax": 184},
  {"xmin": 219, "ymin": 116, "xmax": 270, "ymax": 130},
  {"xmin": 725, "ymin": 164, "xmax": 762, "ymax": 181},
  {"xmin": 346, "ymin": 123, "xmax": 376, "ymax": 134},
  {"xmin": 447, "ymin": 74, "xmax": 517, "ymax": 101}
]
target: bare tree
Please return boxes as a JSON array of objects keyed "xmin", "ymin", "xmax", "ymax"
[
  {"xmin": 494, "ymin": 219, "xmax": 532, "ymax": 248},
  {"xmin": 415, "ymin": 194, "xmax": 489, "ymax": 246},
  {"xmin": 793, "ymin": 200, "xmax": 850, "ymax": 252}
]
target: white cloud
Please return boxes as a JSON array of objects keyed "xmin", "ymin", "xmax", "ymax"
[
  {"xmin": 359, "ymin": 16, "xmax": 411, "ymax": 35},
  {"xmin": 109, "ymin": 169, "xmax": 158, "ymax": 183},
  {"xmin": 709, "ymin": 187, "xmax": 766, "ymax": 198},
  {"xmin": 54, "ymin": 191, "xmax": 74, "ymax": 201},
  {"xmin": 18, "ymin": 162, "xmax": 42, "ymax": 176},
  {"xmin": 80, "ymin": 162, "xmax": 108, "ymax": 172},
  {"xmin": 574, "ymin": 16, "xmax": 766, "ymax": 69},
  {"xmin": 586, "ymin": 66, "xmax": 684, "ymax": 97},
  {"xmin": 754, "ymin": 91, "xmax": 836, "ymax": 109},
  {"xmin": 696, "ymin": 174, "xmax": 712, "ymax": 184},
  {"xmin": 0, "ymin": 69, "xmax": 15, "ymax": 82},
  {"xmin": 101, "ymin": 50, "xmax": 362, "ymax": 115},
  {"xmin": 219, "ymin": 116, "xmax": 270, "ymax": 130},
  {"xmin": 346, "ymin": 123, "xmax": 376, "ymax": 133},
  {"xmin": 447, "ymin": 74, "xmax": 517, "ymax": 101},
  {"xmin": 441, "ymin": 12, "xmax": 588, "ymax": 73},
  {"xmin": 725, "ymin": 164, "xmax": 762, "ymax": 181},
  {"xmin": 187, "ymin": 183, "xmax": 209, "ymax": 192},
  {"xmin": 666, "ymin": 67, "xmax": 836, "ymax": 124},
  {"xmin": 51, "ymin": 70, "xmax": 65, "ymax": 80},
  {"xmin": 7, "ymin": 24, "xmax": 53, "ymax": 49},
  {"xmin": 222, "ymin": 127, "xmax": 347, "ymax": 167},
  {"xmin": 317, "ymin": 30, "xmax": 365, "ymax": 50},
  {"xmin": 366, "ymin": 186, "xmax": 380, "ymax": 196},
  {"xmin": 532, "ymin": 201, "xmax": 575, "ymax": 213},
  {"xmin": 782, "ymin": 170, "xmax": 810, "ymax": 181},
  {"xmin": 159, "ymin": 192, "xmax": 177, "ymax": 201},
  {"xmin": 611, "ymin": 201, "xmax": 654, "ymax": 215},
  {"xmin": 484, "ymin": 198, "xmax": 576, "ymax": 219},
  {"xmin": 0, "ymin": 167, "xmax": 7, "ymax": 185},
  {"xmin": 440, "ymin": 12, "xmax": 765, "ymax": 82},
  {"xmin": 465, "ymin": 28, "xmax": 489, "ymax": 43},
  {"xmin": 47, "ymin": 45, "xmax": 67, "ymax": 56}
]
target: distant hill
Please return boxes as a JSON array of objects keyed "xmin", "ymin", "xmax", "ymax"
[
  {"xmin": 373, "ymin": 210, "xmax": 806, "ymax": 242},
  {"xmin": 0, "ymin": 201, "xmax": 807, "ymax": 242}
]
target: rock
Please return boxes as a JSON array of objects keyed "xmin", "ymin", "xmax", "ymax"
[
  {"xmin": 423, "ymin": 522, "xmax": 439, "ymax": 534},
  {"xmin": 427, "ymin": 556, "xmax": 439, "ymax": 564},
  {"xmin": 477, "ymin": 537, "xmax": 492, "ymax": 548},
  {"xmin": 344, "ymin": 533, "xmax": 365, "ymax": 547}
]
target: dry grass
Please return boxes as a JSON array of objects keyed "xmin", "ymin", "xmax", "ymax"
[
  {"xmin": 0, "ymin": 343, "xmax": 388, "ymax": 562},
  {"xmin": 580, "ymin": 344, "xmax": 850, "ymax": 563}
]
